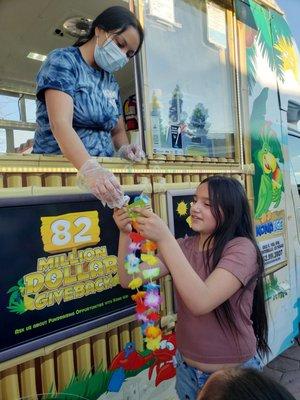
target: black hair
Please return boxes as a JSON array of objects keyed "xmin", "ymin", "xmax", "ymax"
[
  {"xmin": 200, "ymin": 368, "xmax": 296, "ymax": 400},
  {"xmin": 74, "ymin": 6, "xmax": 144, "ymax": 54},
  {"xmin": 200, "ymin": 176, "xmax": 270, "ymax": 358}
]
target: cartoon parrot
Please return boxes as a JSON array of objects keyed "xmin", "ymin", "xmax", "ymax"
[
  {"xmin": 255, "ymin": 122, "xmax": 284, "ymax": 219},
  {"xmin": 107, "ymin": 342, "xmax": 153, "ymax": 392},
  {"xmin": 250, "ymin": 88, "xmax": 284, "ymax": 219}
]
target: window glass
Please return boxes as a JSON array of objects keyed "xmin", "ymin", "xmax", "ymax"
[
  {"xmin": 288, "ymin": 134, "xmax": 300, "ymax": 186},
  {"xmin": 25, "ymin": 98, "xmax": 36, "ymax": 123},
  {"xmin": 142, "ymin": 0, "xmax": 236, "ymax": 157},
  {"xmin": 0, "ymin": 94, "xmax": 20, "ymax": 121},
  {"xmin": 14, "ymin": 130, "xmax": 34, "ymax": 153},
  {"xmin": 0, "ymin": 129, "xmax": 6, "ymax": 153}
]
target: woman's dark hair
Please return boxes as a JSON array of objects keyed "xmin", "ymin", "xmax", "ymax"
[
  {"xmin": 74, "ymin": 6, "xmax": 144, "ymax": 54},
  {"xmin": 199, "ymin": 368, "xmax": 296, "ymax": 400},
  {"xmin": 200, "ymin": 176, "xmax": 270, "ymax": 358}
]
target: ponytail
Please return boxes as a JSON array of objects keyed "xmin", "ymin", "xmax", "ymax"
[
  {"xmin": 251, "ymin": 249, "xmax": 270, "ymax": 358},
  {"xmin": 73, "ymin": 6, "xmax": 144, "ymax": 53}
]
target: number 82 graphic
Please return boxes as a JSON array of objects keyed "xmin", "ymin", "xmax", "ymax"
[{"xmin": 41, "ymin": 211, "xmax": 100, "ymax": 253}]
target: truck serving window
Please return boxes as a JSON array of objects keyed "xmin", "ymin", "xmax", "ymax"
[
  {"xmin": 288, "ymin": 101, "xmax": 300, "ymax": 192},
  {"xmin": 0, "ymin": 0, "xmax": 141, "ymax": 155},
  {"xmin": 139, "ymin": 0, "xmax": 237, "ymax": 159}
]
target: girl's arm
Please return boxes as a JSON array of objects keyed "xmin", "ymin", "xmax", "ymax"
[
  {"xmin": 117, "ymin": 231, "xmax": 133, "ymax": 288},
  {"xmin": 113, "ymin": 209, "xmax": 170, "ymax": 288},
  {"xmin": 159, "ymin": 235, "xmax": 241, "ymax": 315},
  {"xmin": 135, "ymin": 209, "xmax": 242, "ymax": 316}
]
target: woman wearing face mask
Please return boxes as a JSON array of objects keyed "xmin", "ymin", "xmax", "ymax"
[{"xmin": 32, "ymin": 6, "xmax": 144, "ymax": 208}]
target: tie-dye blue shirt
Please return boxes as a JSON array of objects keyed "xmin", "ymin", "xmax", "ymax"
[{"xmin": 33, "ymin": 46, "xmax": 123, "ymax": 156}]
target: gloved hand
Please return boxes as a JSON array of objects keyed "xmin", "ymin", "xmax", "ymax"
[
  {"xmin": 77, "ymin": 159, "xmax": 125, "ymax": 208},
  {"xmin": 117, "ymin": 144, "xmax": 145, "ymax": 162}
]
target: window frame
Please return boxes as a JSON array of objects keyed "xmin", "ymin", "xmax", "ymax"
[
  {"xmin": 133, "ymin": 0, "xmax": 243, "ymax": 163},
  {"xmin": 0, "ymin": 90, "xmax": 36, "ymax": 153}
]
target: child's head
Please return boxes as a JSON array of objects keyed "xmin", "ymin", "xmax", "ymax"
[
  {"xmin": 198, "ymin": 368, "xmax": 296, "ymax": 400},
  {"xmin": 191, "ymin": 176, "xmax": 252, "ymax": 240}
]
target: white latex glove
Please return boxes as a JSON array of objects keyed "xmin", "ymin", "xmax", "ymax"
[
  {"xmin": 117, "ymin": 144, "xmax": 145, "ymax": 162},
  {"xmin": 77, "ymin": 159, "xmax": 125, "ymax": 208}
]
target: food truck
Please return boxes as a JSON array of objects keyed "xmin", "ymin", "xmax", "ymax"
[{"xmin": 0, "ymin": 0, "xmax": 299, "ymax": 398}]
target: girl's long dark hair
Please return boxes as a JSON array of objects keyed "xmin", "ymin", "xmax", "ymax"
[
  {"xmin": 201, "ymin": 176, "xmax": 270, "ymax": 358},
  {"xmin": 74, "ymin": 6, "xmax": 144, "ymax": 53}
]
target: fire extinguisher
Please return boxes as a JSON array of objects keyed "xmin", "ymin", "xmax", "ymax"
[{"xmin": 123, "ymin": 94, "xmax": 138, "ymax": 131}]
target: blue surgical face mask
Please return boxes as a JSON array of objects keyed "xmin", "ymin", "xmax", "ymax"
[{"xmin": 94, "ymin": 35, "xmax": 129, "ymax": 73}]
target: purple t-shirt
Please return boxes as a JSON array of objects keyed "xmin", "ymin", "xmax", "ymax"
[{"xmin": 169, "ymin": 235, "xmax": 259, "ymax": 364}]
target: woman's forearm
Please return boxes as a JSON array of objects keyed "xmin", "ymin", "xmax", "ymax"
[
  {"xmin": 111, "ymin": 117, "xmax": 129, "ymax": 150},
  {"xmin": 112, "ymin": 130, "xmax": 129, "ymax": 150},
  {"xmin": 45, "ymin": 90, "xmax": 91, "ymax": 170},
  {"xmin": 51, "ymin": 121, "xmax": 91, "ymax": 169}
]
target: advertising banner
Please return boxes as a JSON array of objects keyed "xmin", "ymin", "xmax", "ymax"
[{"xmin": 0, "ymin": 193, "xmax": 134, "ymax": 362}]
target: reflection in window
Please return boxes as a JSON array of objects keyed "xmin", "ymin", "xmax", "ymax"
[
  {"xmin": 14, "ymin": 130, "xmax": 34, "ymax": 153},
  {"xmin": 142, "ymin": 0, "xmax": 236, "ymax": 158},
  {"xmin": 0, "ymin": 129, "xmax": 6, "ymax": 153},
  {"xmin": 0, "ymin": 94, "xmax": 20, "ymax": 121},
  {"xmin": 25, "ymin": 98, "xmax": 36, "ymax": 123}
]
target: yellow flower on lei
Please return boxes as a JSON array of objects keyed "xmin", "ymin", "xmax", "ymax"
[
  {"xmin": 145, "ymin": 326, "xmax": 162, "ymax": 351},
  {"xmin": 145, "ymin": 335, "xmax": 162, "ymax": 350},
  {"xmin": 131, "ymin": 291, "xmax": 146, "ymax": 301},
  {"xmin": 142, "ymin": 268, "xmax": 160, "ymax": 279},
  {"xmin": 128, "ymin": 277, "xmax": 143, "ymax": 290},
  {"xmin": 145, "ymin": 325, "xmax": 162, "ymax": 339},
  {"xmin": 141, "ymin": 254, "xmax": 159, "ymax": 266}
]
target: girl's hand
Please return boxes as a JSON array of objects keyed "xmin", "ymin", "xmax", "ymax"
[
  {"xmin": 113, "ymin": 208, "xmax": 132, "ymax": 233},
  {"xmin": 134, "ymin": 208, "xmax": 172, "ymax": 243}
]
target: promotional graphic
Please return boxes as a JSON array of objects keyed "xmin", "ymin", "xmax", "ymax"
[
  {"xmin": 166, "ymin": 189, "xmax": 196, "ymax": 239},
  {"xmin": 0, "ymin": 194, "xmax": 133, "ymax": 362}
]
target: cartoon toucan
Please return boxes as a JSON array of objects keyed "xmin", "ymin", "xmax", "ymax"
[{"xmin": 107, "ymin": 342, "xmax": 153, "ymax": 392}]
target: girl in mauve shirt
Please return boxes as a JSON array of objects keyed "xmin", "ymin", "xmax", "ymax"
[{"xmin": 113, "ymin": 176, "xmax": 270, "ymax": 400}]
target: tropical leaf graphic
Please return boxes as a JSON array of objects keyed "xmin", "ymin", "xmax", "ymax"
[
  {"xmin": 247, "ymin": 47, "xmax": 257, "ymax": 95},
  {"xmin": 7, "ymin": 300, "xmax": 26, "ymax": 315},
  {"xmin": 246, "ymin": 0, "xmax": 294, "ymax": 89},
  {"xmin": 271, "ymin": 11, "xmax": 293, "ymax": 43},
  {"xmin": 7, "ymin": 277, "xmax": 27, "ymax": 314},
  {"xmin": 264, "ymin": 274, "xmax": 288, "ymax": 301},
  {"xmin": 41, "ymin": 354, "xmax": 154, "ymax": 400}
]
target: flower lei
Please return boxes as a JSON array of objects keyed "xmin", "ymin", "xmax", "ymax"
[{"xmin": 125, "ymin": 195, "xmax": 162, "ymax": 351}]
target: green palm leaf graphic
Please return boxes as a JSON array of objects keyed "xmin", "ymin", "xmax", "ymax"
[
  {"xmin": 7, "ymin": 277, "xmax": 26, "ymax": 314},
  {"xmin": 247, "ymin": 0, "xmax": 294, "ymax": 88}
]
